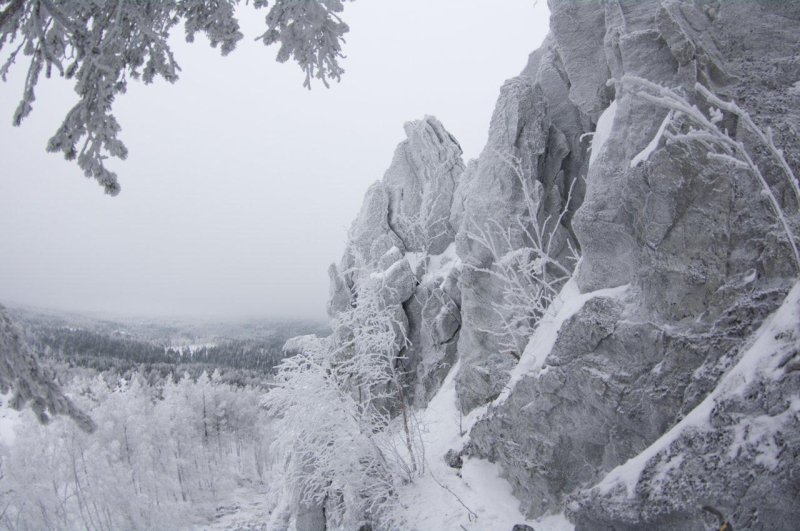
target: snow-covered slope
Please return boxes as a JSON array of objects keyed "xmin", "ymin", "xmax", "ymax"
[
  {"xmin": 571, "ymin": 281, "xmax": 800, "ymax": 529},
  {"xmin": 391, "ymin": 363, "xmax": 573, "ymax": 531},
  {"xmin": 0, "ymin": 392, "xmax": 20, "ymax": 446}
]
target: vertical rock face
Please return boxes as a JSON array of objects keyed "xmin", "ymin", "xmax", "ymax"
[
  {"xmin": 383, "ymin": 116, "xmax": 465, "ymax": 255},
  {"xmin": 465, "ymin": 0, "xmax": 800, "ymax": 527},
  {"xmin": 569, "ymin": 284, "xmax": 800, "ymax": 531},
  {"xmin": 327, "ymin": 116, "xmax": 467, "ymax": 405},
  {"xmin": 452, "ymin": 71, "xmax": 583, "ymax": 412},
  {"xmin": 305, "ymin": 0, "xmax": 800, "ymax": 528}
]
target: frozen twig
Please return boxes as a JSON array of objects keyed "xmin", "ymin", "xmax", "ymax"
[
  {"xmin": 623, "ymin": 75, "xmax": 800, "ymax": 272},
  {"xmin": 465, "ymin": 150, "xmax": 579, "ymax": 354}
]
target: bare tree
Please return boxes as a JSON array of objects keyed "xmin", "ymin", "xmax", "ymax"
[{"xmin": 466, "ymin": 150, "xmax": 579, "ymax": 356}]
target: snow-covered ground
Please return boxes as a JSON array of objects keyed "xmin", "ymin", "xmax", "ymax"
[
  {"xmin": 0, "ymin": 391, "xmax": 20, "ymax": 446},
  {"xmin": 391, "ymin": 363, "xmax": 573, "ymax": 531},
  {"xmin": 196, "ymin": 484, "xmax": 272, "ymax": 531}
]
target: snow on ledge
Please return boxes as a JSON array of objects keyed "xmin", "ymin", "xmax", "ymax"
[
  {"xmin": 588, "ymin": 100, "xmax": 617, "ymax": 167},
  {"xmin": 594, "ymin": 281, "xmax": 800, "ymax": 497},
  {"xmin": 495, "ymin": 277, "xmax": 629, "ymax": 405},
  {"xmin": 630, "ymin": 111, "xmax": 672, "ymax": 168}
]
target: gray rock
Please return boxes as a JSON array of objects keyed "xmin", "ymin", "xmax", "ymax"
[
  {"xmin": 448, "ymin": 158, "xmax": 477, "ymax": 233},
  {"xmin": 444, "ymin": 448, "xmax": 463, "ymax": 469},
  {"xmin": 326, "ymin": 263, "xmax": 351, "ymax": 318},
  {"xmin": 416, "ymin": 335, "xmax": 459, "ymax": 406},
  {"xmin": 421, "ymin": 288, "xmax": 460, "ymax": 346},
  {"xmin": 316, "ymin": 2, "xmax": 800, "ymax": 529},
  {"xmin": 383, "ymin": 116, "xmax": 464, "ymax": 254},
  {"xmin": 370, "ymin": 233, "xmax": 404, "ymax": 266},
  {"xmin": 327, "ymin": 117, "xmax": 467, "ymax": 411},
  {"xmin": 388, "ymin": 303, "xmax": 410, "ymax": 357},
  {"xmin": 549, "ymin": 0, "xmax": 611, "ymax": 120},
  {"xmin": 295, "ymin": 501, "xmax": 326, "ymax": 531},
  {"xmin": 376, "ymin": 257, "xmax": 416, "ymax": 308},
  {"xmin": 453, "ymin": 73, "xmax": 579, "ymax": 412},
  {"xmin": 569, "ymin": 286, "xmax": 800, "ymax": 531},
  {"xmin": 464, "ymin": 0, "xmax": 800, "ymax": 524},
  {"xmin": 451, "ymin": 77, "xmax": 548, "ymax": 412},
  {"xmin": 344, "ymin": 181, "xmax": 402, "ymax": 268},
  {"xmin": 403, "ymin": 284, "xmax": 462, "ymax": 406},
  {"xmin": 377, "ymin": 245, "xmax": 404, "ymax": 271}
]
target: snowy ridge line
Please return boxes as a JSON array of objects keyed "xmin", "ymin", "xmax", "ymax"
[
  {"xmin": 494, "ymin": 276, "xmax": 629, "ymax": 406},
  {"xmin": 593, "ymin": 281, "xmax": 800, "ymax": 497}
]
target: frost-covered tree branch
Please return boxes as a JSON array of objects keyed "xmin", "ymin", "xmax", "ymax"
[
  {"xmin": 623, "ymin": 75, "xmax": 800, "ymax": 272},
  {"xmin": 466, "ymin": 151, "xmax": 579, "ymax": 356},
  {"xmin": 0, "ymin": 0, "xmax": 352, "ymax": 195},
  {"xmin": 0, "ymin": 305, "xmax": 95, "ymax": 432},
  {"xmin": 255, "ymin": 0, "xmax": 350, "ymax": 89}
]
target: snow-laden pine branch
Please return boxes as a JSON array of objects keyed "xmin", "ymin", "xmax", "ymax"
[{"xmin": 0, "ymin": 0, "xmax": 352, "ymax": 194}]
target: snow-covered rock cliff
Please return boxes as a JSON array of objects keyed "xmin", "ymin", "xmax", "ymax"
[{"xmin": 296, "ymin": 0, "xmax": 800, "ymax": 528}]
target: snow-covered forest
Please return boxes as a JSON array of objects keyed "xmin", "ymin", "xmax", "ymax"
[
  {"xmin": 3, "ymin": 0, "xmax": 800, "ymax": 530},
  {"xmin": 1, "ymin": 373, "xmax": 270, "ymax": 529}
]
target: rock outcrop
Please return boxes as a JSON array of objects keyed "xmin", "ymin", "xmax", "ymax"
[
  {"xmin": 326, "ymin": 116, "xmax": 467, "ymax": 405},
  {"xmin": 464, "ymin": 0, "xmax": 800, "ymax": 526},
  {"xmin": 298, "ymin": 0, "xmax": 800, "ymax": 528}
]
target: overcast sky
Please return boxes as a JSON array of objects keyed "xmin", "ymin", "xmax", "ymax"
[{"xmin": 0, "ymin": 1, "xmax": 550, "ymax": 321}]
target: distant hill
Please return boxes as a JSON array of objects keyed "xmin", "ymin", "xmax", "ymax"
[{"xmin": 8, "ymin": 305, "xmax": 329, "ymax": 384}]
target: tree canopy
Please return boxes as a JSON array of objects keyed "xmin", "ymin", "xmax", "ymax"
[{"xmin": 0, "ymin": 0, "xmax": 352, "ymax": 195}]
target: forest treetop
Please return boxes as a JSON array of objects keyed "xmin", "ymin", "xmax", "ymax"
[{"xmin": 0, "ymin": 0, "xmax": 352, "ymax": 195}]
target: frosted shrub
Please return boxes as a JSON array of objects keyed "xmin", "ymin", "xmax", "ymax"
[
  {"xmin": 467, "ymin": 151, "xmax": 579, "ymax": 356},
  {"xmin": 265, "ymin": 274, "xmax": 421, "ymax": 529}
]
